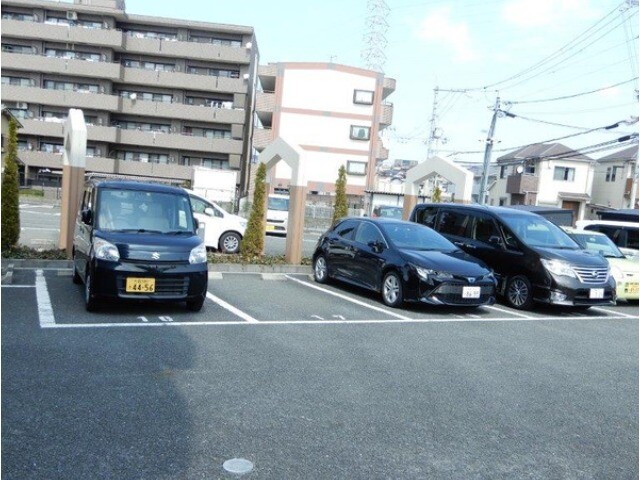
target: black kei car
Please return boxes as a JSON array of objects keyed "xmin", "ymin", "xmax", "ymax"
[
  {"xmin": 72, "ymin": 180, "xmax": 209, "ymax": 312},
  {"xmin": 312, "ymin": 217, "xmax": 497, "ymax": 308}
]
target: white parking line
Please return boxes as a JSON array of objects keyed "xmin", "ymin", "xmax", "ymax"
[
  {"xmin": 37, "ymin": 314, "xmax": 635, "ymax": 329},
  {"xmin": 486, "ymin": 305, "xmax": 534, "ymax": 319},
  {"xmin": 35, "ymin": 269, "xmax": 55, "ymax": 328},
  {"xmin": 206, "ymin": 291, "xmax": 259, "ymax": 323},
  {"xmin": 284, "ymin": 275, "xmax": 412, "ymax": 321}
]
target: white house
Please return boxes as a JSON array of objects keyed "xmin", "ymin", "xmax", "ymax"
[
  {"xmin": 488, "ymin": 143, "xmax": 595, "ymax": 222},
  {"xmin": 590, "ymin": 145, "xmax": 638, "ymax": 210}
]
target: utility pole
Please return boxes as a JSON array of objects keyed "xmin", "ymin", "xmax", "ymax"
[
  {"xmin": 478, "ymin": 94, "xmax": 500, "ymax": 205},
  {"xmin": 426, "ymin": 86, "xmax": 440, "ymax": 160}
]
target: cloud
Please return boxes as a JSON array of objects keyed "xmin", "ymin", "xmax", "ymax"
[
  {"xmin": 415, "ymin": 7, "xmax": 480, "ymax": 63},
  {"xmin": 502, "ymin": 0, "xmax": 598, "ymax": 28}
]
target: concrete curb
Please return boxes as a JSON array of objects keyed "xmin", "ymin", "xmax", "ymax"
[{"xmin": 1, "ymin": 258, "xmax": 311, "ymax": 274}]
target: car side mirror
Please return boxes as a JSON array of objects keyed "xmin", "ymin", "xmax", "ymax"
[
  {"xmin": 81, "ymin": 208, "xmax": 93, "ymax": 225},
  {"xmin": 204, "ymin": 206, "xmax": 215, "ymax": 217},
  {"xmin": 368, "ymin": 240, "xmax": 385, "ymax": 253},
  {"xmin": 488, "ymin": 235, "xmax": 502, "ymax": 246}
]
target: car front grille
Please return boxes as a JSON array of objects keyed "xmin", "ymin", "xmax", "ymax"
[
  {"xmin": 429, "ymin": 284, "xmax": 494, "ymax": 306},
  {"xmin": 572, "ymin": 267, "xmax": 609, "ymax": 284}
]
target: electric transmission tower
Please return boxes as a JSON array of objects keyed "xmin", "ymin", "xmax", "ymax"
[{"xmin": 361, "ymin": 0, "xmax": 390, "ymax": 73}]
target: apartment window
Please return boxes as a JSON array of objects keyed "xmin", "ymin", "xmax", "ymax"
[
  {"xmin": 524, "ymin": 164, "xmax": 536, "ymax": 174},
  {"xmin": 186, "ymin": 66, "xmax": 240, "ymax": 78},
  {"xmin": 353, "ymin": 89, "xmax": 374, "ymax": 105},
  {"xmin": 8, "ymin": 109, "xmax": 31, "ymax": 120},
  {"xmin": 181, "ymin": 157, "xmax": 191, "ymax": 166},
  {"xmin": 40, "ymin": 142, "xmax": 64, "ymax": 154},
  {"xmin": 114, "ymin": 120, "xmax": 170, "ymax": 133},
  {"xmin": 183, "ymin": 126, "xmax": 230, "ymax": 139},
  {"xmin": 186, "ymin": 95, "xmax": 233, "ymax": 108},
  {"xmin": 350, "ymin": 125, "xmax": 371, "ymax": 141},
  {"xmin": 17, "ymin": 140, "xmax": 29, "ymax": 151},
  {"xmin": 200, "ymin": 158, "xmax": 230, "ymax": 170},
  {"xmin": 117, "ymin": 90, "xmax": 173, "ymax": 103},
  {"xmin": 499, "ymin": 165, "xmax": 507, "ymax": 179},
  {"xmin": 122, "ymin": 59, "xmax": 175, "ymax": 72},
  {"xmin": 43, "ymin": 111, "xmax": 67, "ymax": 122},
  {"xmin": 606, "ymin": 166, "xmax": 622, "ymax": 182},
  {"xmin": 2, "ymin": 44, "xmax": 34, "ymax": 54},
  {"xmin": 2, "ymin": 76, "xmax": 34, "ymax": 87},
  {"xmin": 76, "ymin": 19, "xmax": 103, "ymax": 29},
  {"xmin": 188, "ymin": 34, "xmax": 242, "ymax": 47},
  {"xmin": 2, "ymin": 11, "xmax": 36, "ymax": 21},
  {"xmin": 44, "ymin": 80, "xmax": 99, "ymax": 93},
  {"xmin": 45, "ymin": 48, "xmax": 102, "ymax": 62},
  {"xmin": 499, "ymin": 197, "xmax": 506, "ymax": 206},
  {"xmin": 116, "ymin": 151, "xmax": 169, "ymax": 164},
  {"xmin": 553, "ymin": 166, "xmax": 575, "ymax": 182},
  {"xmin": 45, "ymin": 16, "xmax": 72, "ymax": 26},
  {"xmin": 124, "ymin": 29, "xmax": 177, "ymax": 41},
  {"xmin": 346, "ymin": 161, "xmax": 367, "ymax": 176}
]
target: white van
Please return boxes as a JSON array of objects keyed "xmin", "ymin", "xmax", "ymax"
[
  {"xmin": 266, "ymin": 194, "xmax": 289, "ymax": 235},
  {"xmin": 185, "ymin": 189, "xmax": 246, "ymax": 254},
  {"xmin": 574, "ymin": 219, "xmax": 638, "ymax": 258}
]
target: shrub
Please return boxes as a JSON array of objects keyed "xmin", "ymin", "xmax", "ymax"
[
  {"xmin": 240, "ymin": 163, "xmax": 267, "ymax": 257},
  {"xmin": 332, "ymin": 165, "xmax": 348, "ymax": 224},
  {"xmin": 1, "ymin": 119, "xmax": 21, "ymax": 252}
]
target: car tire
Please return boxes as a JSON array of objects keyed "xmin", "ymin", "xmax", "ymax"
[
  {"xmin": 505, "ymin": 275, "xmax": 534, "ymax": 310},
  {"xmin": 313, "ymin": 254, "xmax": 329, "ymax": 284},
  {"xmin": 84, "ymin": 269, "xmax": 98, "ymax": 312},
  {"xmin": 72, "ymin": 256, "xmax": 82, "ymax": 285},
  {"xmin": 186, "ymin": 295, "xmax": 205, "ymax": 312},
  {"xmin": 382, "ymin": 271, "xmax": 404, "ymax": 308},
  {"xmin": 219, "ymin": 232, "xmax": 241, "ymax": 254}
]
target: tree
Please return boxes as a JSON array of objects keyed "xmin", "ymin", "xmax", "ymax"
[
  {"xmin": 432, "ymin": 184, "xmax": 442, "ymax": 203},
  {"xmin": 240, "ymin": 163, "xmax": 266, "ymax": 257},
  {"xmin": 332, "ymin": 165, "xmax": 348, "ymax": 224},
  {"xmin": 2, "ymin": 119, "xmax": 21, "ymax": 252}
]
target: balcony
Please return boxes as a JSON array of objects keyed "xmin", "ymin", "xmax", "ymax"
[
  {"xmin": 118, "ymin": 97, "xmax": 245, "ymax": 124},
  {"xmin": 380, "ymin": 102, "xmax": 393, "ymax": 127},
  {"xmin": 382, "ymin": 76, "xmax": 396, "ymax": 99},
  {"xmin": 255, "ymin": 91, "xmax": 276, "ymax": 113},
  {"xmin": 506, "ymin": 174, "xmax": 539, "ymax": 194},
  {"xmin": 18, "ymin": 119, "xmax": 65, "ymax": 138},
  {"xmin": 17, "ymin": 150, "xmax": 63, "ymax": 169},
  {"xmin": 1, "ymin": 85, "xmax": 120, "ymax": 111},
  {"xmin": 376, "ymin": 143, "xmax": 389, "ymax": 161},
  {"xmin": 88, "ymin": 156, "xmax": 193, "ymax": 180},
  {"xmin": 115, "ymin": 129, "xmax": 243, "ymax": 154},
  {"xmin": 2, "ymin": 52, "xmax": 121, "ymax": 80},
  {"xmin": 121, "ymin": 67, "xmax": 247, "ymax": 93},
  {"xmin": 123, "ymin": 35, "xmax": 252, "ymax": 64},
  {"xmin": 252, "ymin": 127, "xmax": 274, "ymax": 150},
  {"xmin": 1, "ymin": 19, "xmax": 123, "ymax": 48}
]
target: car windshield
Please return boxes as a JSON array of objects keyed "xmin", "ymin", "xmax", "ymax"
[
  {"xmin": 376, "ymin": 206, "xmax": 402, "ymax": 218},
  {"xmin": 571, "ymin": 232, "xmax": 625, "ymax": 258},
  {"xmin": 97, "ymin": 188, "xmax": 194, "ymax": 233},
  {"xmin": 268, "ymin": 197, "xmax": 289, "ymax": 211},
  {"xmin": 501, "ymin": 214, "xmax": 579, "ymax": 249},
  {"xmin": 382, "ymin": 223, "xmax": 457, "ymax": 251}
]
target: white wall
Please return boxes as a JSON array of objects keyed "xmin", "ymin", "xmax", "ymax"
[{"xmin": 537, "ymin": 160, "xmax": 593, "ymax": 204}]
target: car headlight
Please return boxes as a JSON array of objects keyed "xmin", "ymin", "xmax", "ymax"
[
  {"xmin": 189, "ymin": 242, "xmax": 207, "ymax": 264},
  {"xmin": 413, "ymin": 265, "xmax": 454, "ymax": 281},
  {"xmin": 610, "ymin": 265, "xmax": 624, "ymax": 282},
  {"xmin": 541, "ymin": 259, "xmax": 576, "ymax": 278},
  {"xmin": 93, "ymin": 238, "xmax": 120, "ymax": 262}
]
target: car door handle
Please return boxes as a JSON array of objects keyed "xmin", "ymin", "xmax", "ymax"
[{"xmin": 454, "ymin": 241, "xmax": 464, "ymax": 247}]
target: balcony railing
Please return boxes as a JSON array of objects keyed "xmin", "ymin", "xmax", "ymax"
[{"xmin": 506, "ymin": 174, "xmax": 539, "ymax": 194}]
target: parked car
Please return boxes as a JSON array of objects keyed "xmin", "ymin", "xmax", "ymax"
[
  {"xmin": 312, "ymin": 217, "xmax": 497, "ymax": 308},
  {"xmin": 409, "ymin": 203, "xmax": 616, "ymax": 310},
  {"xmin": 72, "ymin": 180, "xmax": 208, "ymax": 312},
  {"xmin": 266, "ymin": 194, "xmax": 289, "ymax": 235},
  {"xmin": 185, "ymin": 189, "xmax": 246, "ymax": 254},
  {"xmin": 564, "ymin": 227, "xmax": 639, "ymax": 303},
  {"xmin": 574, "ymin": 219, "xmax": 638, "ymax": 258},
  {"xmin": 372, "ymin": 205, "xmax": 403, "ymax": 219}
]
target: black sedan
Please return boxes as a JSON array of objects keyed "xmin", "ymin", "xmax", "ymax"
[{"xmin": 312, "ymin": 217, "xmax": 497, "ymax": 308}]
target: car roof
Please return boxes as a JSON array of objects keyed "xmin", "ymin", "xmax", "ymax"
[
  {"xmin": 563, "ymin": 227, "xmax": 607, "ymax": 237},
  {"xmin": 576, "ymin": 219, "xmax": 638, "ymax": 228},
  {"xmin": 90, "ymin": 180, "xmax": 187, "ymax": 195},
  {"xmin": 414, "ymin": 202, "xmax": 541, "ymax": 218}
]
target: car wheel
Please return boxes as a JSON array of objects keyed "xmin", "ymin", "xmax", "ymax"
[
  {"xmin": 313, "ymin": 255, "xmax": 329, "ymax": 284},
  {"xmin": 84, "ymin": 269, "xmax": 98, "ymax": 312},
  {"xmin": 219, "ymin": 232, "xmax": 241, "ymax": 254},
  {"xmin": 505, "ymin": 275, "xmax": 534, "ymax": 310},
  {"xmin": 186, "ymin": 295, "xmax": 205, "ymax": 312},
  {"xmin": 382, "ymin": 271, "xmax": 404, "ymax": 308}
]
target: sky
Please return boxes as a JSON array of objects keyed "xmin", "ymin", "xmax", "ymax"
[{"xmin": 124, "ymin": 0, "xmax": 639, "ymax": 164}]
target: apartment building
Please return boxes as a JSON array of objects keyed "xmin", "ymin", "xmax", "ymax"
[
  {"xmin": 488, "ymin": 143, "xmax": 595, "ymax": 221},
  {"xmin": 590, "ymin": 145, "xmax": 639, "ymax": 210},
  {"xmin": 1, "ymin": 0, "xmax": 258, "ymax": 197},
  {"xmin": 253, "ymin": 62, "xmax": 395, "ymax": 208}
]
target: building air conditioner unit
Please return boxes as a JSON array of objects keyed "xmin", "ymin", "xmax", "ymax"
[
  {"xmin": 242, "ymin": 73, "xmax": 250, "ymax": 80},
  {"xmin": 66, "ymin": 11, "xmax": 78, "ymax": 20},
  {"xmin": 16, "ymin": 102, "xmax": 28, "ymax": 110}
]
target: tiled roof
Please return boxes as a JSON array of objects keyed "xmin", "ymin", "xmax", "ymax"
[
  {"xmin": 497, "ymin": 142, "xmax": 592, "ymax": 163},
  {"xmin": 596, "ymin": 145, "xmax": 638, "ymax": 163}
]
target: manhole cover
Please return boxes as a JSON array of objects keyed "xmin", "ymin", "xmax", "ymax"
[{"xmin": 223, "ymin": 458, "xmax": 254, "ymax": 475}]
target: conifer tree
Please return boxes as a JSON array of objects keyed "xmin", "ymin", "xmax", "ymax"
[
  {"xmin": 240, "ymin": 163, "xmax": 267, "ymax": 257},
  {"xmin": 1, "ymin": 119, "xmax": 21, "ymax": 252},
  {"xmin": 332, "ymin": 165, "xmax": 348, "ymax": 224}
]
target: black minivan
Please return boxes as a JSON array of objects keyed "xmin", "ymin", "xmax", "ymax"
[
  {"xmin": 72, "ymin": 180, "xmax": 208, "ymax": 312},
  {"xmin": 409, "ymin": 203, "xmax": 616, "ymax": 310}
]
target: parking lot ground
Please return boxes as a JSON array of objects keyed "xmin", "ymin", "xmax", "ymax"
[
  {"xmin": 5, "ymin": 268, "xmax": 639, "ymax": 328},
  {"xmin": 2, "ymin": 267, "xmax": 638, "ymax": 479}
]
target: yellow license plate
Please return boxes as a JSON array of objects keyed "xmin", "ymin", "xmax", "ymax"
[
  {"xmin": 265, "ymin": 225, "xmax": 275, "ymax": 231},
  {"xmin": 627, "ymin": 283, "xmax": 639, "ymax": 294},
  {"xmin": 126, "ymin": 277, "xmax": 155, "ymax": 293}
]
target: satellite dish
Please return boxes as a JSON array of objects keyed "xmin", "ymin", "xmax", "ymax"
[{"xmin": 516, "ymin": 165, "xmax": 524, "ymax": 174}]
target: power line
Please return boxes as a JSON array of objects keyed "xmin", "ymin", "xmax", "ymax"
[{"xmin": 505, "ymin": 78, "xmax": 638, "ymax": 104}]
